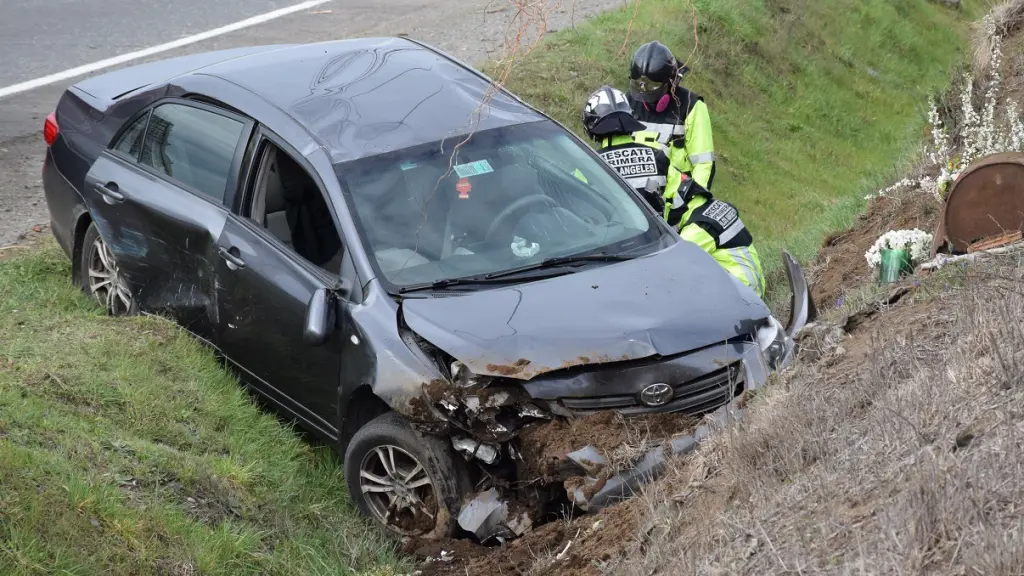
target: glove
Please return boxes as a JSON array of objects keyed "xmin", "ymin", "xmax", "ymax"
[{"xmin": 641, "ymin": 189, "xmax": 665, "ymax": 214}]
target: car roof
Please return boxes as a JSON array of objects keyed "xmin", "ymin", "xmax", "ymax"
[{"xmin": 194, "ymin": 37, "xmax": 549, "ymax": 163}]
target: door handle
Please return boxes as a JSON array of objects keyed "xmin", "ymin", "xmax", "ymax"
[
  {"xmin": 95, "ymin": 183, "xmax": 124, "ymax": 202},
  {"xmin": 218, "ymin": 246, "xmax": 245, "ymax": 270}
]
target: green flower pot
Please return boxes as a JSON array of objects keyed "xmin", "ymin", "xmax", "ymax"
[{"xmin": 879, "ymin": 247, "xmax": 912, "ymax": 284}]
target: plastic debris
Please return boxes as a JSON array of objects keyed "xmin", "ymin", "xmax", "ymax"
[{"xmin": 511, "ymin": 236, "xmax": 540, "ymax": 258}]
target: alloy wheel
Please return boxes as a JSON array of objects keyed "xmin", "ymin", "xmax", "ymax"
[
  {"xmin": 87, "ymin": 236, "xmax": 134, "ymax": 315},
  {"xmin": 359, "ymin": 444, "xmax": 438, "ymax": 536}
]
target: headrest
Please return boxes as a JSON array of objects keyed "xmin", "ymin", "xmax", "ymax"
[{"xmin": 264, "ymin": 157, "xmax": 287, "ymax": 213}]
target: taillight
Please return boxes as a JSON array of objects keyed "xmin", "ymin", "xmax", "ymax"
[{"xmin": 43, "ymin": 112, "xmax": 59, "ymax": 146}]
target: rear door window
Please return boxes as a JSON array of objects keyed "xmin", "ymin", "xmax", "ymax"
[
  {"xmin": 139, "ymin": 103, "xmax": 245, "ymax": 203},
  {"xmin": 112, "ymin": 111, "xmax": 149, "ymax": 160}
]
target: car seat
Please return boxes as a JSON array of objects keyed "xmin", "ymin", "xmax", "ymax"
[{"xmin": 260, "ymin": 152, "xmax": 294, "ymax": 248}]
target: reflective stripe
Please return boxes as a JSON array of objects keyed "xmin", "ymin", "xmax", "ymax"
[
  {"xmin": 740, "ymin": 246, "xmax": 764, "ymax": 296},
  {"xmin": 718, "ymin": 217, "xmax": 745, "ymax": 245},
  {"xmin": 626, "ymin": 174, "xmax": 666, "ymax": 189},
  {"xmin": 728, "ymin": 247, "xmax": 762, "ymax": 296},
  {"xmin": 688, "ymin": 152, "xmax": 715, "ymax": 164},
  {"xmin": 639, "ymin": 121, "xmax": 685, "ymax": 145},
  {"xmin": 743, "ymin": 247, "xmax": 764, "ymax": 296}
]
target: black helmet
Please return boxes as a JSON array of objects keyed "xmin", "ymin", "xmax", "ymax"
[
  {"xmin": 581, "ymin": 85, "xmax": 646, "ymax": 139},
  {"xmin": 629, "ymin": 41, "xmax": 686, "ymax": 104}
]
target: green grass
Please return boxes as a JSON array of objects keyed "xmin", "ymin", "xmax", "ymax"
[
  {"xmin": 0, "ymin": 242, "xmax": 406, "ymax": 576},
  {"xmin": 488, "ymin": 0, "xmax": 980, "ymax": 300}
]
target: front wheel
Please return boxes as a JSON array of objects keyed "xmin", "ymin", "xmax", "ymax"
[
  {"xmin": 344, "ymin": 411, "xmax": 470, "ymax": 539},
  {"xmin": 79, "ymin": 222, "xmax": 138, "ymax": 316}
]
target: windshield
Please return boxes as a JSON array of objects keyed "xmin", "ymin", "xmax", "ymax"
[{"xmin": 335, "ymin": 120, "xmax": 671, "ymax": 290}]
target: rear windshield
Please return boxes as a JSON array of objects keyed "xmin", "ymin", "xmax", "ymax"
[{"xmin": 335, "ymin": 120, "xmax": 668, "ymax": 289}]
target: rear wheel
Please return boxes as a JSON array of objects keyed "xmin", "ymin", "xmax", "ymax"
[
  {"xmin": 344, "ymin": 411, "xmax": 469, "ymax": 539},
  {"xmin": 79, "ymin": 222, "xmax": 138, "ymax": 316}
]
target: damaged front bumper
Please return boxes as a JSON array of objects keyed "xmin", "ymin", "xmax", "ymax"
[
  {"xmin": 455, "ymin": 341, "xmax": 772, "ymax": 542},
  {"xmin": 450, "ymin": 250, "xmax": 817, "ymax": 543},
  {"xmin": 561, "ymin": 340, "xmax": 773, "ymax": 512}
]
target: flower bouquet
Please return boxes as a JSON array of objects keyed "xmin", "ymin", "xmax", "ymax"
[{"xmin": 864, "ymin": 228, "xmax": 933, "ymax": 284}]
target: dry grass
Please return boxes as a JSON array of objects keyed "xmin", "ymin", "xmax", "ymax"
[
  {"xmin": 603, "ymin": 254, "xmax": 1024, "ymax": 575},
  {"xmin": 972, "ymin": 0, "xmax": 1024, "ymax": 78}
]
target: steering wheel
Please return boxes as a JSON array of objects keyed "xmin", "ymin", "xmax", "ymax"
[{"xmin": 485, "ymin": 194, "xmax": 558, "ymax": 241}]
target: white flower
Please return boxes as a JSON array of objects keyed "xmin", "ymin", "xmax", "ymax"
[
  {"xmin": 868, "ymin": 177, "xmax": 917, "ymax": 199},
  {"xmin": 864, "ymin": 229, "xmax": 933, "ymax": 269}
]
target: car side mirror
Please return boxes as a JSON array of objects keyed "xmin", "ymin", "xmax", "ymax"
[{"xmin": 303, "ymin": 288, "xmax": 335, "ymax": 346}]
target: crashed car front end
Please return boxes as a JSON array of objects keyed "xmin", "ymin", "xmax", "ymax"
[
  {"xmin": 354, "ymin": 239, "xmax": 816, "ymax": 543},
  {"xmin": 412, "ymin": 333, "xmax": 773, "ymax": 541},
  {"xmin": 390, "ymin": 249, "xmax": 813, "ymax": 543}
]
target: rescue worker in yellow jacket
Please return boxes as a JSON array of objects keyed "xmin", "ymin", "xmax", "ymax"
[
  {"xmin": 627, "ymin": 41, "xmax": 716, "ymax": 192},
  {"xmin": 582, "ymin": 85, "xmax": 765, "ymax": 298},
  {"xmin": 672, "ymin": 175, "xmax": 765, "ymax": 298},
  {"xmin": 581, "ymin": 85, "xmax": 669, "ymax": 214}
]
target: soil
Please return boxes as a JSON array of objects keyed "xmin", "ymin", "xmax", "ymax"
[
  {"xmin": 809, "ymin": 189, "xmax": 941, "ymax": 309},
  {"xmin": 408, "ymin": 495, "xmax": 645, "ymax": 576},
  {"xmin": 0, "ymin": 223, "xmax": 49, "ymax": 262},
  {"xmin": 394, "ymin": 490, "xmax": 440, "ymax": 534},
  {"xmin": 515, "ymin": 411, "xmax": 700, "ymax": 480},
  {"xmin": 997, "ymin": 33, "xmax": 1024, "ymax": 110}
]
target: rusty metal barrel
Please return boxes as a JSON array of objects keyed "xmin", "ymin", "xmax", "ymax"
[{"xmin": 932, "ymin": 151, "xmax": 1024, "ymax": 255}]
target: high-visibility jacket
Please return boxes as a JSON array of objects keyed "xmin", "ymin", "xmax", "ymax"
[
  {"xmin": 595, "ymin": 133, "xmax": 684, "ymax": 215},
  {"xmin": 629, "ymin": 86, "xmax": 715, "ymax": 195},
  {"xmin": 674, "ymin": 184, "xmax": 764, "ymax": 298},
  {"xmin": 597, "ymin": 134, "xmax": 671, "ymax": 192}
]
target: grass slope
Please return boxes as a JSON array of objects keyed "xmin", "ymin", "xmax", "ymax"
[
  {"xmin": 0, "ymin": 243, "xmax": 405, "ymax": 576},
  {"xmin": 492, "ymin": 0, "xmax": 979, "ymax": 296}
]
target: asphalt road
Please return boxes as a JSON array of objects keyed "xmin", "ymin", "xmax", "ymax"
[{"xmin": 0, "ymin": 0, "xmax": 629, "ymax": 247}]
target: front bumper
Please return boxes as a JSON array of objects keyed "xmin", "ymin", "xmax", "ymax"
[
  {"xmin": 456, "ymin": 342, "xmax": 772, "ymax": 541},
  {"xmin": 522, "ymin": 339, "xmax": 767, "ymax": 418},
  {"xmin": 455, "ymin": 251, "xmax": 817, "ymax": 542},
  {"xmin": 562, "ymin": 251, "xmax": 815, "ymax": 512},
  {"xmin": 561, "ymin": 341, "xmax": 768, "ymax": 512}
]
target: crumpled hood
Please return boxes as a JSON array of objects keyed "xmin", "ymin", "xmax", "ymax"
[{"xmin": 401, "ymin": 240, "xmax": 771, "ymax": 379}]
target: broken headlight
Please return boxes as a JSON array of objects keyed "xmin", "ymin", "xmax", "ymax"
[{"xmin": 756, "ymin": 316, "xmax": 794, "ymax": 371}]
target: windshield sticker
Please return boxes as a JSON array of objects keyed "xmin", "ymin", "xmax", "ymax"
[
  {"xmin": 456, "ymin": 177, "xmax": 472, "ymax": 199},
  {"xmin": 454, "ymin": 159, "xmax": 494, "ymax": 178},
  {"xmin": 399, "ymin": 161, "xmax": 418, "ymax": 170}
]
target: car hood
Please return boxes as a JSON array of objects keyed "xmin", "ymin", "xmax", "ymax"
[{"xmin": 401, "ymin": 241, "xmax": 771, "ymax": 380}]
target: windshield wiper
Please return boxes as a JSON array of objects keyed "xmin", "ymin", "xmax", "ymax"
[
  {"xmin": 396, "ymin": 253, "xmax": 636, "ymax": 294},
  {"xmin": 482, "ymin": 252, "xmax": 635, "ymax": 280},
  {"xmin": 396, "ymin": 270, "xmax": 569, "ymax": 294}
]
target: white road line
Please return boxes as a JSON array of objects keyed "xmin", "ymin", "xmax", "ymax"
[{"xmin": 0, "ymin": 0, "xmax": 332, "ymax": 100}]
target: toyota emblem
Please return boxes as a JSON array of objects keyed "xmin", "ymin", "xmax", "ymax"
[{"xmin": 639, "ymin": 383, "xmax": 673, "ymax": 407}]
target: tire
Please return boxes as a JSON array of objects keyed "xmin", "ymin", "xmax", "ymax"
[
  {"xmin": 344, "ymin": 411, "xmax": 470, "ymax": 540},
  {"xmin": 78, "ymin": 222, "xmax": 139, "ymax": 316}
]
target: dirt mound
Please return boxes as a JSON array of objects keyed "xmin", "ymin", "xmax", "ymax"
[
  {"xmin": 516, "ymin": 411, "xmax": 700, "ymax": 480},
  {"xmin": 809, "ymin": 189, "xmax": 940, "ymax": 308},
  {"xmin": 401, "ymin": 411, "xmax": 700, "ymax": 575},
  {"xmin": 408, "ymin": 496, "xmax": 645, "ymax": 576}
]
